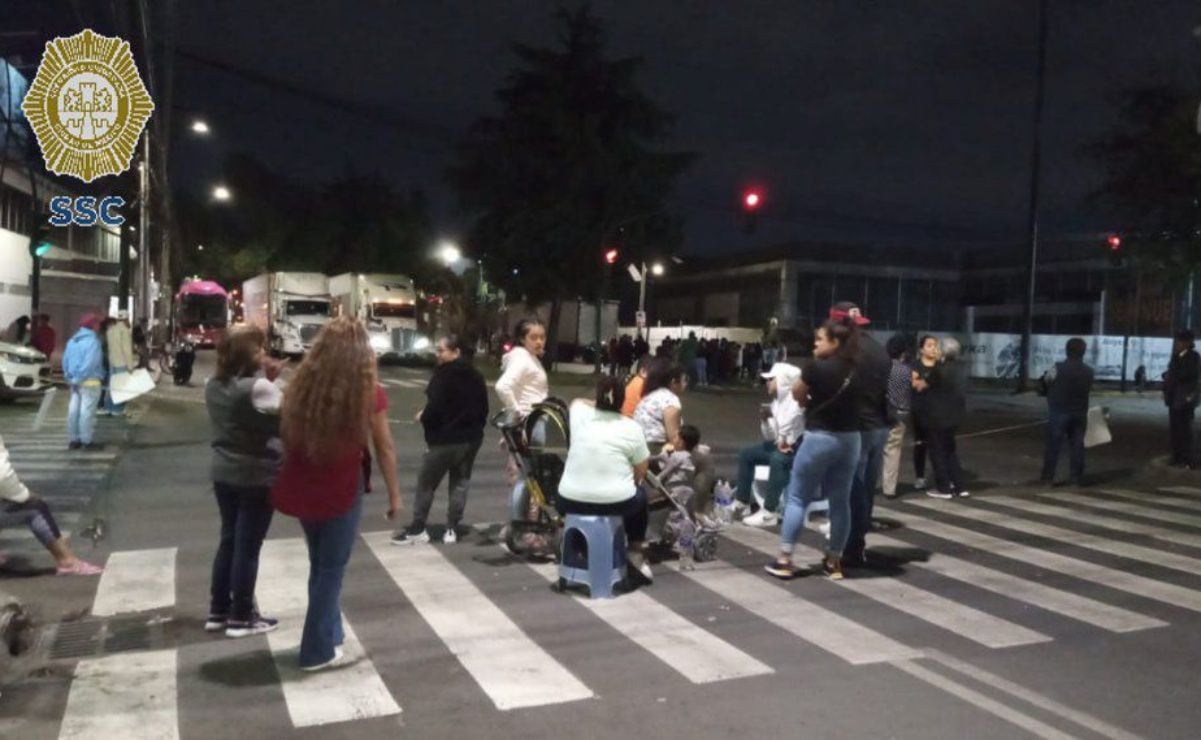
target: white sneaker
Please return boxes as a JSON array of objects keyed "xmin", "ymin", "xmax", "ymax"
[
  {"xmin": 956, "ymin": 490, "xmax": 971, "ymax": 498},
  {"xmin": 818, "ymin": 520, "xmax": 831, "ymax": 537},
  {"xmin": 442, "ymin": 527, "xmax": 457, "ymax": 544},
  {"xmin": 390, "ymin": 529, "xmax": 430, "ymax": 545},
  {"xmin": 925, "ymin": 490, "xmax": 953, "ymax": 500},
  {"xmin": 301, "ymin": 646, "xmax": 345, "ymax": 673},
  {"xmin": 913, "ymin": 477, "xmax": 928, "ymax": 491},
  {"xmin": 741, "ymin": 510, "xmax": 779, "ymax": 528}
]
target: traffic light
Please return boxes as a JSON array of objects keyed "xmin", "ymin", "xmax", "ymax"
[
  {"xmin": 603, "ymin": 248, "xmax": 619, "ymax": 265},
  {"xmin": 28, "ymin": 223, "xmax": 52, "ymax": 259},
  {"xmin": 1106, "ymin": 233, "xmax": 1124, "ymax": 267},
  {"xmin": 742, "ymin": 188, "xmax": 763, "ymax": 234},
  {"xmin": 1107, "ymin": 234, "xmax": 1121, "ymax": 251}
]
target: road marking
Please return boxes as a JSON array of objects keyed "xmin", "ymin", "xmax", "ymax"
[
  {"xmin": 907, "ymin": 498, "xmax": 1201, "ymax": 576},
  {"xmin": 523, "ymin": 559, "xmax": 773, "ymax": 684},
  {"xmin": 10, "ymin": 461, "xmax": 111, "ymax": 471},
  {"xmin": 883, "ymin": 509, "xmax": 1201, "ymax": 613},
  {"xmin": 58, "ymin": 648, "xmax": 178, "ymax": 740},
  {"xmin": 867, "ymin": 532, "xmax": 1165, "ymax": 633},
  {"xmin": 991, "ymin": 495, "xmax": 1201, "ymax": 549},
  {"xmin": 1101, "ymin": 489, "xmax": 1201, "ymax": 514},
  {"xmin": 363, "ymin": 531, "xmax": 593, "ymax": 710},
  {"xmin": 1159, "ymin": 486, "xmax": 1201, "ymax": 501},
  {"xmin": 889, "ymin": 659, "xmax": 1079, "ymax": 740},
  {"xmin": 721, "ymin": 525, "xmax": 1050, "ymax": 648},
  {"xmin": 380, "ymin": 377, "xmax": 424, "ymax": 389},
  {"xmin": 954, "ymin": 420, "xmax": 1046, "ymax": 439},
  {"xmin": 91, "ymin": 548, "xmax": 176, "ymax": 616},
  {"xmin": 666, "ymin": 559, "xmax": 921, "ymax": 665},
  {"xmin": 257, "ymin": 538, "xmax": 401, "ymax": 727},
  {"xmin": 920, "ymin": 649, "xmax": 1147, "ymax": 740}
]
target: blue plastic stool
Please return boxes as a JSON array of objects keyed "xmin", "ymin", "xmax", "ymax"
[{"xmin": 558, "ymin": 514, "xmax": 627, "ymax": 599}]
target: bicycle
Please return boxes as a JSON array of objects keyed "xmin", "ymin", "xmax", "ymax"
[{"xmin": 493, "ymin": 399, "xmax": 570, "ymax": 558}]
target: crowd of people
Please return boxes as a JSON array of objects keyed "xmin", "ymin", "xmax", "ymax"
[{"xmin": 603, "ymin": 332, "xmax": 785, "ymax": 387}]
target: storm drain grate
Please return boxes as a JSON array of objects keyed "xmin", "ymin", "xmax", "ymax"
[{"xmin": 48, "ymin": 616, "xmax": 162, "ymax": 660}]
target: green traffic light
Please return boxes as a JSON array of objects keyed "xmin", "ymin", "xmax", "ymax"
[{"xmin": 33, "ymin": 242, "xmax": 52, "ymax": 257}]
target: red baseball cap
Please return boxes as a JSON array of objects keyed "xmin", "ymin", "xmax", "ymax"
[
  {"xmin": 829, "ymin": 301, "xmax": 871, "ymax": 326},
  {"xmin": 79, "ymin": 313, "xmax": 102, "ymax": 331}
]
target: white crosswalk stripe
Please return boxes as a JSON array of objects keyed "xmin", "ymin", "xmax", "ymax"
[
  {"xmin": 989, "ymin": 494, "xmax": 1201, "ymax": 549},
  {"xmin": 720, "ymin": 524, "xmax": 1052, "ymax": 648},
  {"xmin": 363, "ymin": 531, "xmax": 593, "ymax": 710},
  {"xmin": 91, "ymin": 548, "xmax": 177, "ymax": 616},
  {"xmin": 1152, "ymin": 487, "xmax": 1201, "ymax": 509},
  {"xmin": 884, "ymin": 508, "xmax": 1201, "ymax": 613},
  {"xmin": 58, "ymin": 649, "xmax": 179, "ymax": 740},
  {"xmin": 907, "ymin": 497, "xmax": 1201, "ymax": 576}
]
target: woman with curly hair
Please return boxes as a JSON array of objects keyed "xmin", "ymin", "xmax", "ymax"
[{"xmin": 272, "ymin": 317, "xmax": 403, "ymax": 672}]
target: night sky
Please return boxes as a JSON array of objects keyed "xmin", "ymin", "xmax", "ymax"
[{"xmin": 166, "ymin": 1, "xmax": 1201, "ymax": 256}]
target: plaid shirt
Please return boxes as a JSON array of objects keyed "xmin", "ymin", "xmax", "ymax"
[{"xmin": 887, "ymin": 359, "xmax": 912, "ymax": 414}]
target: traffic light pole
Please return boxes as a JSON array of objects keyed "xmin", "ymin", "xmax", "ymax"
[
  {"xmin": 30, "ymin": 254, "xmax": 40, "ymax": 315},
  {"xmin": 1016, "ymin": 0, "xmax": 1048, "ymax": 393}
]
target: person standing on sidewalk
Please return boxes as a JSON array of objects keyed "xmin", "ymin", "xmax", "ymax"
[
  {"xmin": 61, "ymin": 314, "xmax": 106, "ymax": 451},
  {"xmin": 1163, "ymin": 330, "xmax": 1201, "ymax": 468},
  {"xmin": 923, "ymin": 337, "xmax": 969, "ymax": 499},
  {"xmin": 392, "ymin": 335, "xmax": 488, "ymax": 545},
  {"xmin": 732, "ymin": 362, "xmax": 803, "ymax": 527},
  {"xmin": 909, "ymin": 335, "xmax": 941, "ymax": 491},
  {"xmin": 104, "ymin": 311, "xmax": 135, "ymax": 417},
  {"xmin": 0, "ymin": 435, "xmax": 102, "ymax": 575},
  {"xmin": 1039, "ymin": 337, "xmax": 1094, "ymax": 486},
  {"xmin": 881, "ymin": 334, "xmax": 914, "ymax": 498},
  {"xmin": 832, "ymin": 302, "xmax": 891, "ymax": 568},
  {"xmin": 272, "ymin": 318, "xmax": 403, "ymax": 672},
  {"xmin": 204, "ymin": 325, "xmax": 284, "ymax": 638}
]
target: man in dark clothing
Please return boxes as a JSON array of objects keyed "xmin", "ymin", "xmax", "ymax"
[
  {"xmin": 1040, "ymin": 337, "xmax": 1094, "ymax": 486},
  {"xmin": 391, "ymin": 335, "xmax": 489, "ymax": 545},
  {"xmin": 1163, "ymin": 330, "xmax": 1201, "ymax": 468},
  {"xmin": 830, "ymin": 302, "xmax": 892, "ymax": 567}
]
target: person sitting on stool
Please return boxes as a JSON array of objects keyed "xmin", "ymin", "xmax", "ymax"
[{"xmin": 732, "ymin": 362, "xmax": 803, "ymax": 527}]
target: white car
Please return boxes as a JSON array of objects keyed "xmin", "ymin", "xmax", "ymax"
[{"xmin": 0, "ymin": 340, "xmax": 52, "ymax": 400}]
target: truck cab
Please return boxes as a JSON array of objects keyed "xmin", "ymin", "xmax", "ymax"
[{"xmin": 329, "ymin": 273, "xmax": 432, "ymax": 361}]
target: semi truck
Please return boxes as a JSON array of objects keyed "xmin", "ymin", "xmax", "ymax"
[
  {"xmin": 328, "ymin": 272, "xmax": 432, "ymax": 360},
  {"xmin": 242, "ymin": 272, "xmax": 333, "ymax": 356}
]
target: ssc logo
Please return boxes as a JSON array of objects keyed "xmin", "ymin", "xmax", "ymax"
[{"xmin": 21, "ymin": 29, "xmax": 155, "ymax": 182}]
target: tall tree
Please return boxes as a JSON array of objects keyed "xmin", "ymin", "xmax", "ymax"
[
  {"xmin": 448, "ymin": 5, "xmax": 694, "ymax": 359},
  {"xmin": 1088, "ymin": 86, "xmax": 1201, "ymax": 286}
]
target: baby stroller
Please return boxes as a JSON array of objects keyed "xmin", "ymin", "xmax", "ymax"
[
  {"xmin": 493, "ymin": 398, "xmax": 570, "ymax": 558},
  {"xmin": 644, "ymin": 456, "xmax": 721, "ymax": 565}
]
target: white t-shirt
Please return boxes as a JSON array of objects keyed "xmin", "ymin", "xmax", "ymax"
[
  {"xmin": 558, "ymin": 401, "xmax": 650, "ymax": 504},
  {"xmin": 632, "ymin": 388, "xmax": 681, "ymax": 444},
  {"xmin": 495, "ymin": 346, "xmax": 549, "ymax": 415}
]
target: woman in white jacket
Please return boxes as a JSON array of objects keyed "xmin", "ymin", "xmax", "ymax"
[
  {"xmin": 0, "ymin": 435, "xmax": 102, "ymax": 575},
  {"xmin": 732, "ymin": 362, "xmax": 804, "ymax": 527},
  {"xmin": 495, "ymin": 318, "xmax": 549, "ymax": 417}
]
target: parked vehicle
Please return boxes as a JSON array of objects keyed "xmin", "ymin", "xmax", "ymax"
[
  {"xmin": 0, "ymin": 340, "xmax": 51, "ymax": 401},
  {"xmin": 173, "ymin": 279, "xmax": 229, "ymax": 348},
  {"xmin": 328, "ymin": 273, "xmax": 433, "ymax": 361},
  {"xmin": 242, "ymin": 272, "xmax": 332, "ymax": 357}
]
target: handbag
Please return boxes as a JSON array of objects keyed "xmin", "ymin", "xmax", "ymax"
[{"xmin": 1084, "ymin": 406, "xmax": 1112, "ymax": 448}]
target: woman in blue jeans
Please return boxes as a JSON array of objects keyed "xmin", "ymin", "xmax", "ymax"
[
  {"xmin": 272, "ymin": 318, "xmax": 403, "ymax": 672},
  {"xmin": 204, "ymin": 325, "xmax": 284, "ymax": 637},
  {"xmin": 766, "ymin": 320, "xmax": 863, "ymax": 581}
]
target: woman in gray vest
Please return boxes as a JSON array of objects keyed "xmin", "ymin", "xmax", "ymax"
[{"xmin": 205, "ymin": 325, "xmax": 284, "ymax": 637}]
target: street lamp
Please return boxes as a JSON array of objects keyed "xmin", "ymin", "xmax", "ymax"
[
  {"xmin": 650, "ymin": 262, "xmax": 665, "ymax": 277},
  {"xmin": 437, "ymin": 241, "xmax": 461, "ymax": 266},
  {"xmin": 211, "ymin": 185, "xmax": 232, "ymax": 202},
  {"xmin": 191, "ymin": 119, "xmax": 211, "ymax": 136}
]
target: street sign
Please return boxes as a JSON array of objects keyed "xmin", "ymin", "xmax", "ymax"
[{"xmin": 636, "ymin": 310, "xmax": 646, "ymax": 328}]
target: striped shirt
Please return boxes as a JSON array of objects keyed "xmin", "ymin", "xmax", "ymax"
[{"xmin": 887, "ymin": 359, "xmax": 913, "ymax": 414}]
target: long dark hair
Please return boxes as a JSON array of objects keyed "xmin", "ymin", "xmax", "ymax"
[
  {"xmin": 595, "ymin": 376, "xmax": 626, "ymax": 412},
  {"xmin": 819, "ymin": 319, "xmax": 860, "ymax": 365},
  {"xmin": 644, "ymin": 359, "xmax": 686, "ymax": 395},
  {"xmin": 514, "ymin": 318, "xmax": 545, "ymax": 343}
]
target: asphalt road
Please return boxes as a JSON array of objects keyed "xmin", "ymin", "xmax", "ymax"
[{"xmin": 2, "ymin": 352, "xmax": 1201, "ymax": 739}]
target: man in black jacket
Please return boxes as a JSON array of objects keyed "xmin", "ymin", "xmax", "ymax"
[
  {"xmin": 391, "ymin": 335, "xmax": 489, "ymax": 545},
  {"xmin": 1163, "ymin": 330, "xmax": 1201, "ymax": 468},
  {"xmin": 1039, "ymin": 337, "xmax": 1094, "ymax": 486}
]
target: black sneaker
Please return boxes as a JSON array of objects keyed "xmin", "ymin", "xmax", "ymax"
[
  {"xmin": 764, "ymin": 559, "xmax": 803, "ymax": 580},
  {"xmin": 82, "ymin": 442, "xmax": 105, "ymax": 451},
  {"xmin": 68, "ymin": 441, "xmax": 82, "ymax": 450},
  {"xmin": 821, "ymin": 557, "xmax": 845, "ymax": 581},
  {"xmin": 842, "ymin": 548, "xmax": 868, "ymax": 568},
  {"xmin": 225, "ymin": 614, "xmax": 279, "ymax": 638},
  {"xmin": 204, "ymin": 615, "xmax": 228, "ymax": 633},
  {"xmin": 390, "ymin": 529, "xmax": 430, "ymax": 546}
]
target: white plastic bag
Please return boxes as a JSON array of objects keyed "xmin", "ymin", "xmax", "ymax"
[{"xmin": 109, "ymin": 368, "xmax": 155, "ymax": 404}]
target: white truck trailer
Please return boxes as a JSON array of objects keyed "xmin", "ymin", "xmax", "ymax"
[
  {"xmin": 328, "ymin": 272, "xmax": 432, "ymax": 359},
  {"xmin": 242, "ymin": 272, "xmax": 333, "ymax": 356}
]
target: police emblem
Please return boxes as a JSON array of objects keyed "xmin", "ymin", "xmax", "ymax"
[{"xmin": 21, "ymin": 29, "xmax": 155, "ymax": 183}]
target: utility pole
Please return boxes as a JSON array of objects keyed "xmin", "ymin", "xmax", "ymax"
[
  {"xmin": 138, "ymin": 133, "xmax": 151, "ymax": 329},
  {"xmin": 1017, "ymin": 0, "xmax": 1048, "ymax": 392}
]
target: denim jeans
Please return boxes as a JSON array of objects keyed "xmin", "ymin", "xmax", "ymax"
[
  {"xmin": 68, "ymin": 385, "xmax": 102, "ymax": 444},
  {"xmin": 779, "ymin": 429, "xmax": 862, "ymax": 556},
  {"xmin": 410, "ymin": 440, "xmax": 483, "ymax": 531},
  {"xmin": 299, "ymin": 494, "xmax": 363, "ymax": 668},
  {"xmin": 105, "ymin": 366, "xmax": 128, "ymax": 414},
  {"xmin": 848, "ymin": 427, "xmax": 890, "ymax": 555},
  {"xmin": 694, "ymin": 357, "xmax": 708, "ymax": 386},
  {"xmin": 209, "ymin": 483, "xmax": 275, "ymax": 620},
  {"xmin": 1041, "ymin": 410, "xmax": 1086, "ymax": 481},
  {"xmin": 734, "ymin": 440, "xmax": 795, "ymax": 512}
]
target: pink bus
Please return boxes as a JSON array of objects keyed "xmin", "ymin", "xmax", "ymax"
[{"xmin": 174, "ymin": 279, "xmax": 229, "ymax": 347}]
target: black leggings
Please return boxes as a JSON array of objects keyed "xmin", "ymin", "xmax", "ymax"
[
  {"xmin": 912, "ymin": 417, "xmax": 929, "ymax": 478},
  {"xmin": 557, "ymin": 487, "xmax": 649, "ymax": 542},
  {"xmin": 3, "ymin": 497, "xmax": 63, "ymax": 548}
]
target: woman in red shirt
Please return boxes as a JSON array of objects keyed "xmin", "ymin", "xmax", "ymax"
[{"xmin": 272, "ymin": 317, "xmax": 403, "ymax": 671}]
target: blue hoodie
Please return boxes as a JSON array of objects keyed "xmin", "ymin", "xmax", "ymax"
[{"xmin": 61, "ymin": 327, "xmax": 105, "ymax": 385}]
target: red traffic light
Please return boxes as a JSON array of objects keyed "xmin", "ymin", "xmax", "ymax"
[
  {"xmin": 603, "ymin": 248, "xmax": 619, "ymax": 265},
  {"xmin": 743, "ymin": 189, "xmax": 762, "ymax": 210},
  {"xmin": 1107, "ymin": 234, "xmax": 1122, "ymax": 251}
]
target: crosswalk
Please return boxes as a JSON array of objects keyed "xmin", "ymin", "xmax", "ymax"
[{"xmin": 38, "ymin": 484, "xmax": 1201, "ymax": 737}]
